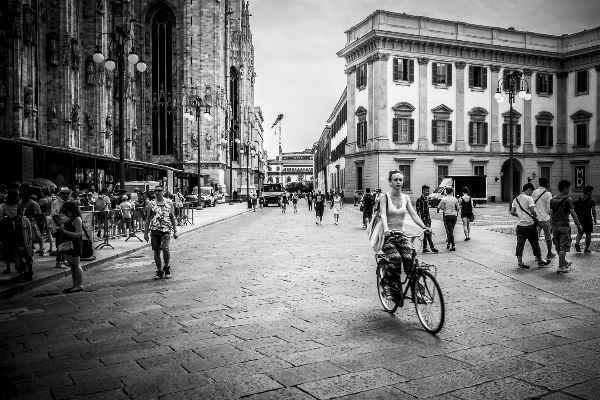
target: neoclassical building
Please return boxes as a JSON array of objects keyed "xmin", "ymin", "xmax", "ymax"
[
  {"xmin": 267, "ymin": 149, "xmax": 314, "ymax": 186},
  {"xmin": 0, "ymin": 0, "xmax": 263, "ymax": 194},
  {"xmin": 334, "ymin": 10, "xmax": 599, "ymax": 201}
]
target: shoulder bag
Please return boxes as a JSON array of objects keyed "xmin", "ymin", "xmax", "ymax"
[
  {"xmin": 81, "ymin": 226, "xmax": 95, "ymax": 260},
  {"xmin": 515, "ymin": 197, "xmax": 539, "ymax": 227},
  {"xmin": 534, "ymin": 189, "xmax": 548, "ymax": 204},
  {"xmin": 367, "ymin": 194, "xmax": 388, "ymax": 253}
]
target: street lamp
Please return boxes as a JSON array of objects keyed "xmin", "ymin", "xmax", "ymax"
[
  {"xmin": 93, "ymin": 20, "xmax": 147, "ymax": 190},
  {"xmin": 239, "ymin": 140, "xmax": 258, "ymax": 208},
  {"xmin": 495, "ymin": 71, "xmax": 531, "ymax": 204}
]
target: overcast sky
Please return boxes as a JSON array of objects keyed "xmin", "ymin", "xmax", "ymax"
[{"xmin": 250, "ymin": 0, "xmax": 600, "ymax": 159}]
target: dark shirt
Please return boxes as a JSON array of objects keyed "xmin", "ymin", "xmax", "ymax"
[
  {"xmin": 314, "ymin": 194, "xmax": 325, "ymax": 210},
  {"xmin": 550, "ymin": 195, "xmax": 574, "ymax": 227},
  {"xmin": 415, "ymin": 195, "xmax": 430, "ymax": 220}
]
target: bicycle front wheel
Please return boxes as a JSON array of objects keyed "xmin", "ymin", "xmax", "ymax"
[
  {"xmin": 377, "ymin": 264, "xmax": 398, "ymax": 313},
  {"xmin": 413, "ymin": 271, "xmax": 445, "ymax": 334}
]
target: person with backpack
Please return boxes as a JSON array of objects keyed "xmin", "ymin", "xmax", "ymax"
[
  {"xmin": 532, "ymin": 178, "xmax": 555, "ymax": 259},
  {"xmin": 314, "ymin": 189, "xmax": 326, "ymax": 225},
  {"xmin": 550, "ymin": 180, "xmax": 583, "ymax": 273},
  {"xmin": 94, "ymin": 188, "xmax": 110, "ymax": 239},
  {"xmin": 361, "ymin": 188, "xmax": 374, "ymax": 229},
  {"xmin": 574, "ymin": 185, "xmax": 596, "ymax": 254}
]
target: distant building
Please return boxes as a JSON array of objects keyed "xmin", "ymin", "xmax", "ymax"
[{"xmin": 268, "ymin": 149, "xmax": 314, "ymax": 186}]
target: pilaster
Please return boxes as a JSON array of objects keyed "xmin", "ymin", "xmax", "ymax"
[
  {"xmin": 455, "ymin": 61, "xmax": 466, "ymax": 151},
  {"xmin": 367, "ymin": 57, "xmax": 374, "ymax": 145},
  {"xmin": 418, "ymin": 57, "xmax": 429, "ymax": 150},
  {"xmin": 346, "ymin": 66, "xmax": 356, "ymax": 153},
  {"xmin": 490, "ymin": 65, "xmax": 502, "ymax": 152},
  {"xmin": 595, "ymin": 65, "xmax": 600, "ymax": 151},
  {"xmin": 372, "ymin": 53, "xmax": 389, "ymax": 150},
  {"xmin": 523, "ymin": 68, "xmax": 533, "ymax": 153},
  {"xmin": 556, "ymin": 71, "xmax": 569, "ymax": 154}
]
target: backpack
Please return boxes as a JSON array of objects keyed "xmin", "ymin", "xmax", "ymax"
[
  {"xmin": 363, "ymin": 193, "xmax": 374, "ymax": 209},
  {"xmin": 573, "ymin": 196, "xmax": 591, "ymax": 220},
  {"xmin": 94, "ymin": 195, "xmax": 108, "ymax": 211}
]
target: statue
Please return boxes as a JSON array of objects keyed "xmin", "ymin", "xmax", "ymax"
[
  {"xmin": 48, "ymin": 100, "xmax": 58, "ymax": 129},
  {"xmin": 63, "ymin": 34, "xmax": 71, "ymax": 66},
  {"xmin": 97, "ymin": 0, "xmax": 105, "ymax": 14},
  {"xmin": 23, "ymin": 4, "xmax": 36, "ymax": 45},
  {"xmin": 48, "ymin": 33, "xmax": 59, "ymax": 66},
  {"xmin": 145, "ymin": 140, "xmax": 151, "ymax": 151},
  {"xmin": 85, "ymin": 112, "xmax": 94, "ymax": 137},
  {"xmin": 145, "ymin": 98, "xmax": 151, "ymax": 122},
  {"xmin": 106, "ymin": 69, "xmax": 113, "ymax": 88},
  {"xmin": 0, "ymin": 81, "xmax": 7, "ymax": 115},
  {"xmin": 71, "ymin": 104, "xmax": 81, "ymax": 125},
  {"xmin": 105, "ymin": 113, "xmax": 112, "ymax": 135},
  {"xmin": 86, "ymin": 58, "xmax": 95, "ymax": 86},
  {"xmin": 145, "ymin": 66, "xmax": 151, "ymax": 87},
  {"xmin": 132, "ymin": 125, "xmax": 138, "ymax": 143},
  {"xmin": 71, "ymin": 39, "xmax": 81, "ymax": 70},
  {"xmin": 23, "ymin": 85, "xmax": 34, "ymax": 118},
  {"xmin": 11, "ymin": 0, "xmax": 22, "ymax": 39},
  {"xmin": 97, "ymin": 66, "xmax": 105, "ymax": 85},
  {"xmin": 191, "ymin": 131, "xmax": 198, "ymax": 148},
  {"xmin": 40, "ymin": 1, "xmax": 47, "ymax": 22}
]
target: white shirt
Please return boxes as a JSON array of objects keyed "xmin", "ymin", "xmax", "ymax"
[
  {"xmin": 512, "ymin": 193, "xmax": 535, "ymax": 226},
  {"xmin": 130, "ymin": 192, "xmax": 138, "ymax": 203},
  {"xmin": 531, "ymin": 187, "xmax": 551, "ymax": 222}
]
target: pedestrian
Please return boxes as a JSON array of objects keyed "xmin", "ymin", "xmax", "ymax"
[
  {"xmin": 56, "ymin": 201, "xmax": 84, "ymax": 292},
  {"xmin": 314, "ymin": 189, "xmax": 325, "ymax": 225},
  {"xmin": 532, "ymin": 177, "xmax": 556, "ymax": 259},
  {"xmin": 120, "ymin": 195, "xmax": 134, "ymax": 237},
  {"xmin": 130, "ymin": 188, "xmax": 139, "ymax": 204},
  {"xmin": 354, "ymin": 190, "xmax": 359, "ymax": 206},
  {"xmin": 574, "ymin": 185, "xmax": 596, "ymax": 254},
  {"xmin": 361, "ymin": 188, "xmax": 375, "ymax": 229},
  {"xmin": 550, "ymin": 180, "xmax": 583, "ymax": 273},
  {"xmin": 307, "ymin": 191, "xmax": 313, "ymax": 211},
  {"xmin": 511, "ymin": 183, "xmax": 552, "ymax": 270},
  {"xmin": 251, "ymin": 193, "xmax": 258, "ymax": 212},
  {"xmin": 459, "ymin": 187, "xmax": 473, "ymax": 241},
  {"xmin": 415, "ymin": 185, "xmax": 438, "ymax": 253},
  {"xmin": 19, "ymin": 185, "xmax": 45, "ymax": 256},
  {"xmin": 292, "ymin": 191, "xmax": 298, "ymax": 213},
  {"xmin": 94, "ymin": 188, "xmax": 110, "ymax": 239},
  {"xmin": 0, "ymin": 189, "xmax": 20, "ymax": 275},
  {"xmin": 281, "ymin": 192, "xmax": 288, "ymax": 213},
  {"xmin": 52, "ymin": 187, "xmax": 72, "ymax": 269},
  {"xmin": 38, "ymin": 187, "xmax": 55, "ymax": 255},
  {"xmin": 437, "ymin": 186, "xmax": 459, "ymax": 251},
  {"xmin": 379, "ymin": 170, "xmax": 431, "ymax": 293},
  {"xmin": 258, "ymin": 191, "xmax": 265, "ymax": 211},
  {"xmin": 144, "ymin": 186, "xmax": 178, "ymax": 279},
  {"xmin": 332, "ymin": 191, "xmax": 342, "ymax": 225}
]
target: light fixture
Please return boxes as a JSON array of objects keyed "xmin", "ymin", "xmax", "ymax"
[
  {"xmin": 235, "ymin": 138, "xmax": 240, "ymax": 144},
  {"xmin": 494, "ymin": 91, "xmax": 502, "ymax": 100},
  {"xmin": 518, "ymin": 89, "xmax": 526, "ymax": 99},
  {"xmin": 136, "ymin": 60, "xmax": 147, "ymax": 72},
  {"xmin": 497, "ymin": 97, "xmax": 505, "ymax": 104},
  {"xmin": 127, "ymin": 49, "xmax": 139, "ymax": 64},
  {"xmin": 104, "ymin": 58, "xmax": 116, "ymax": 70},
  {"xmin": 220, "ymin": 137, "xmax": 227, "ymax": 145},
  {"xmin": 524, "ymin": 91, "xmax": 532, "ymax": 101},
  {"xmin": 93, "ymin": 47, "xmax": 104, "ymax": 63},
  {"xmin": 183, "ymin": 111, "xmax": 190, "ymax": 119},
  {"xmin": 188, "ymin": 110, "xmax": 194, "ymax": 120}
]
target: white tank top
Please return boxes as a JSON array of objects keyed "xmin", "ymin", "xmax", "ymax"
[{"xmin": 385, "ymin": 193, "xmax": 409, "ymax": 230}]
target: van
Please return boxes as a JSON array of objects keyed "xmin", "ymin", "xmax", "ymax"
[{"xmin": 428, "ymin": 175, "xmax": 487, "ymax": 207}]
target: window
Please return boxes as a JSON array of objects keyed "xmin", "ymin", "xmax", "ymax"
[
  {"xmin": 393, "ymin": 58, "xmax": 414, "ymax": 82},
  {"xmin": 392, "ymin": 118, "xmax": 414, "ymax": 143},
  {"xmin": 502, "ymin": 124, "xmax": 522, "ymax": 147},
  {"xmin": 469, "ymin": 122, "xmax": 488, "ymax": 145},
  {"xmin": 357, "ymin": 166, "xmax": 363, "ymax": 190},
  {"xmin": 432, "ymin": 120, "xmax": 453, "ymax": 144},
  {"xmin": 438, "ymin": 165, "xmax": 449, "ymax": 186},
  {"xmin": 576, "ymin": 70, "xmax": 588, "ymax": 95},
  {"xmin": 575, "ymin": 123, "xmax": 588, "ymax": 146},
  {"xmin": 474, "ymin": 166, "xmax": 485, "ymax": 176},
  {"xmin": 398, "ymin": 165, "xmax": 411, "ymax": 190},
  {"xmin": 356, "ymin": 64, "xmax": 367, "ymax": 89},
  {"xmin": 536, "ymin": 73, "xmax": 553, "ymax": 95},
  {"xmin": 535, "ymin": 125, "xmax": 554, "ymax": 147},
  {"xmin": 540, "ymin": 166, "xmax": 551, "ymax": 183},
  {"xmin": 469, "ymin": 66, "xmax": 487, "ymax": 89},
  {"xmin": 357, "ymin": 121, "xmax": 367, "ymax": 146},
  {"xmin": 432, "ymin": 62, "xmax": 452, "ymax": 86}
]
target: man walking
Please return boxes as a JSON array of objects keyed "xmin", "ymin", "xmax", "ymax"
[
  {"xmin": 52, "ymin": 187, "xmax": 72, "ymax": 269},
  {"xmin": 532, "ymin": 178, "xmax": 556, "ymax": 259},
  {"xmin": 416, "ymin": 185, "xmax": 438, "ymax": 253},
  {"xmin": 550, "ymin": 180, "xmax": 583, "ymax": 273},
  {"xmin": 361, "ymin": 188, "xmax": 374, "ymax": 229},
  {"xmin": 574, "ymin": 185, "xmax": 596, "ymax": 253},
  {"xmin": 511, "ymin": 183, "xmax": 552, "ymax": 269},
  {"xmin": 354, "ymin": 190, "xmax": 359, "ymax": 206},
  {"xmin": 314, "ymin": 189, "xmax": 325, "ymax": 225},
  {"xmin": 144, "ymin": 186, "xmax": 178, "ymax": 279}
]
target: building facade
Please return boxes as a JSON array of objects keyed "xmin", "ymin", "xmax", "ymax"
[
  {"xmin": 267, "ymin": 149, "xmax": 314, "ymax": 186},
  {"xmin": 333, "ymin": 11, "xmax": 599, "ymax": 201},
  {"xmin": 0, "ymin": 0, "xmax": 261, "ymax": 195}
]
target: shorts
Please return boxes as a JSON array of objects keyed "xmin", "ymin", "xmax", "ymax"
[
  {"xmin": 151, "ymin": 230, "xmax": 171, "ymax": 251},
  {"xmin": 315, "ymin": 208, "xmax": 324, "ymax": 218},
  {"xmin": 45, "ymin": 215, "xmax": 54, "ymax": 229},
  {"xmin": 537, "ymin": 220, "xmax": 552, "ymax": 241},
  {"xmin": 580, "ymin": 221, "xmax": 593, "ymax": 235},
  {"xmin": 552, "ymin": 226, "xmax": 572, "ymax": 253},
  {"xmin": 363, "ymin": 210, "xmax": 373, "ymax": 219}
]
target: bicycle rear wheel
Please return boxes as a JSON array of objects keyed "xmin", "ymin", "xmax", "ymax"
[
  {"xmin": 377, "ymin": 264, "xmax": 398, "ymax": 313},
  {"xmin": 413, "ymin": 271, "xmax": 445, "ymax": 334}
]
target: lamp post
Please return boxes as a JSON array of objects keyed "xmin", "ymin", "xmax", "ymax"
[
  {"xmin": 494, "ymin": 71, "xmax": 531, "ymax": 203},
  {"xmin": 93, "ymin": 20, "xmax": 147, "ymax": 190},
  {"xmin": 183, "ymin": 89, "xmax": 213, "ymax": 209}
]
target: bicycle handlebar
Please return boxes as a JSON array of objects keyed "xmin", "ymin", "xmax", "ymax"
[{"xmin": 388, "ymin": 229, "xmax": 433, "ymax": 240}]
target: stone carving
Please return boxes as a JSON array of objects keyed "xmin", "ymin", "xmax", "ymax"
[
  {"xmin": 145, "ymin": 31, "xmax": 150, "ymax": 54},
  {"xmin": 23, "ymin": 85, "xmax": 34, "ymax": 118},
  {"xmin": 71, "ymin": 104, "xmax": 81, "ymax": 126},
  {"xmin": 63, "ymin": 35, "xmax": 71, "ymax": 66},
  {"xmin": 23, "ymin": 4, "xmax": 36, "ymax": 45},
  {"xmin": 40, "ymin": 1, "xmax": 47, "ymax": 22},
  {"xmin": 145, "ymin": 140, "xmax": 151, "ymax": 151},
  {"xmin": 11, "ymin": 0, "xmax": 22, "ymax": 39},
  {"xmin": 98, "ymin": 67, "xmax": 105, "ymax": 85},
  {"xmin": 131, "ymin": 124, "xmax": 138, "ymax": 143},
  {"xmin": 145, "ymin": 98, "xmax": 151, "ymax": 122},
  {"xmin": 84, "ymin": 111, "xmax": 94, "ymax": 137},
  {"xmin": 455, "ymin": 61, "xmax": 467, "ymax": 69},
  {"xmin": 172, "ymin": 31, "xmax": 177, "ymax": 54},
  {"xmin": 595, "ymin": 65, "xmax": 600, "ymax": 72},
  {"xmin": 0, "ymin": 81, "xmax": 6, "ymax": 116},
  {"xmin": 97, "ymin": 0, "xmax": 105, "ymax": 14},
  {"xmin": 190, "ymin": 131, "xmax": 198, "ymax": 148},
  {"xmin": 523, "ymin": 68, "xmax": 533, "ymax": 76},
  {"xmin": 71, "ymin": 39, "xmax": 81, "ymax": 69},
  {"xmin": 417, "ymin": 57, "xmax": 429, "ymax": 65},
  {"xmin": 86, "ymin": 58, "xmax": 95, "ymax": 86},
  {"xmin": 48, "ymin": 33, "xmax": 59, "ymax": 66},
  {"xmin": 490, "ymin": 65, "xmax": 502, "ymax": 72},
  {"xmin": 145, "ymin": 66, "xmax": 151, "ymax": 87},
  {"xmin": 48, "ymin": 100, "xmax": 58, "ymax": 129},
  {"xmin": 106, "ymin": 69, "xmax": 113, "ymax": 88},
  {"xmin": 105, "ymin": 114, "xmax": 112, "ymax": 137}
]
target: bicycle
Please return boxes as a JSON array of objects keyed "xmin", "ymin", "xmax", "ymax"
[{"xmin": 375, "ymin": 229, "xmax": 445, "ymax": 334}]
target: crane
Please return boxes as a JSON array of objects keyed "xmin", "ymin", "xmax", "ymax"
[{"xmin": 271, "ymin": 114, "xmax": 284, "ymax": 183}]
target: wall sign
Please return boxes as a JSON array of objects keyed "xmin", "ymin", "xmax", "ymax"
[{"xmin": 574, "ymin": 166, "xmax": 585, "ymax": 189}]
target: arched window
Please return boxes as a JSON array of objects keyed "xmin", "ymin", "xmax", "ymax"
[{"xmin": 149, "ymin": 5, "xmax": 175, "ymax": 156}]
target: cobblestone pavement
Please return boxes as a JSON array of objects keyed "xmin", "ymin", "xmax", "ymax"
[{"xmin": 2, "ymin": 201, "xmax": 599, "ymax": 399}]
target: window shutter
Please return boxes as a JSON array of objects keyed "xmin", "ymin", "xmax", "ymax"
[
  {"xmin": 468, "ymin": 66, "xmax": 474, "ymax": 88},
  {"xmin": 363, "ymin": 65, "xmax": 367, "ymax": 87},
  {"xmin": 516, "ymin": 124, "xmax": 522, "ymax": 146},
  {"xmin": 468, "ymin": 122, "xmax": 474, "ymax": 144},
  {"xmin": 364, "ymin": 121, "xmax": 368, "ymax": 142},
  {"xmin": 432, "ymin": 120, "xmax": 438, "ymax": 143},
  {"xmin": 502, "ymin": 124, "xmax": 507, "ymax": 146},
  {"xmin": 483, "ymin": 122, "xmax": 488, "ymax": 144},
  {"xmin": 482, "ymin": 67, "xmax": 488, "ymax": 89},
  {"xmin": 399, "ymin": 59, "xmax": 405, "ymax": 81},
  {"xmin": 548, "ymin": 74, "xmax": 553, "ymax": 95},
  {"xmin": 392, "ymin": 118, "xmax": 398, "ymax": 142},
  {"xmin": 408, "ymin": 59, "xmax": 414, "ymax": 82},
  {"xmin": 357, "ymin": 122, "xmax": 361, "ymax": 145},
  {"xmin": 548, "ymin": 126, "xmax": 554, "ymax": 147},
  {"xmin": 536, "ymin": 125, "xmax": 541, "ymax": 146},
  {"xmin": 536, "ymin": 74, "xmax": 541, "ymax": 94},
  {"xmin": 584, "ymin": 70, "xmax": 588, "ymax": 92},
  {"xmin": 409, "ymin": 119, "xmax": 415, "ymax": 142},
  {"xmin": 355, "ymin": 68, "xmax": 359, "ymax": 87},
  {"xmin": 447, "ymin": 120, "xmax": 453, "ymax": 143},
  {"xmin": 447, "ymin": 64, "xmax": 452, "ymax": 86},
  {"xmin": 432, "ymin": 62, "xmax": 438, "ymax": 85},
  {"xmin": 393, "ymin": 58, "xmax": 399, "ymax": 81}
]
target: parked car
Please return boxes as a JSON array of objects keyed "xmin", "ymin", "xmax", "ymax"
[{"xmin": 186, "ymin": 186, "xmax": 217, "ymax": 207}]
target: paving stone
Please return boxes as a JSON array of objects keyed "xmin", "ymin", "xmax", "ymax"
[
  {"xmin": 48, "ymin": 337, "xmax": 136, "ymax": 358},
  {"xmin": 4, "ymin": 390, "xmax": 54, "ymax": 400},
  {"xmin": 500, "ymin": 332, "xmax": 578, "ymax": 353},
  {"xmin": 446, "ymin": 344, "xmax": 524, "ymax": 365},
  {"xmin": 464, "ymin": 356, "xmax": 544, "ymax": 380},
  {"xmin": 445, "ymin": 331, "xmax": 512, "ymax": 347},
  {"xmin": 100, "ymin": 345, "xmax": 174, "ymax": 365},
  {"xmin": 81, "ymin": 341, "xmax": 158, "ymax": 360},
  {"xmin": 70, "ymin": 361, "xmax": 144, "ymax": 384},
  {"xmin": 204, "ymin": 357, "xmax": 294, "ymax": 382},
  {"xmin": 74, "ymin": 326, "xmax": 139, "ymax": 343},
  {"xmin": 136, "ymin": 349, "xmax": 202, "ymax": 370},
  {"xmin": 451, "ymin": 377, "xmax": 548, "ymax": 399},
  {"xmin": 76, "ymin": 388, "xmax": 131, "ymax": 400},
  {"xmin": 514, "ymin": 363, "xmax": 598, "ymax": 391},
  {"xmin": 298, "ymin": 368, "xmax": 406, "ymax": 400},
  {"xmin": 334, "ymin": 386, "xmax": 417, "ymax": 400},
  {"xmin": 243, "ymin": 387, "xmax": 318, "ymax": 400},
  {"xmin": 278, "ymin": 344, "xmax": 372, "ymax": 367},
  {"xmin": 194, "ymin": 344, "xmax": 241, "ymax": 358},
  {"xmin": 521, "ymin": 343, "xmax": 598, "ymax": 366},
  {"xmin": 215, "ymin": 373, "xmax": 283, "ymax": 398},
  {"xmin": 562, "ymin": 377, "xmax": 600, "ymax": 399},
  {"xmin": 385, "ymin": 355, "xmax": 472, "ymax": 380},
  {"xmin": 552, "ymin": 326, "xmax": 600, "ymax": 341},
  {"xmin": 267, "ymin": 361, "xmax": 348, "ymax": 386},
  {"xmin": 182, "ymin": 349, "xmax": 264, "ymax": 372},
  {"xmin": 50, "ymin": 377, "xmax": 123, "ymax": 400},
  {"xmin": 394, "ymin": 369, "xmax": 489, "ymax": 398},
  {"xmin": 160, "ymin": 333, "xmax": 241, "ymax": 350},
  {"xmin": 254, "ymin": 340, "xmax": 324, "ymax": 357},
  {"xmin": 0, "ymin": 355, "xmax": 83, "ymax": 375},
  {"xmin": 536, "ymin": 393, "xmax": 582, "ymax": 400},
  {"xmin": 329, "ymin": 347, "xmax": 420, "ymax": 373},
  {"xmin": 122, "ymin": 365, "xmax": 212, "ymax": 399},
  {"xmin": 35, "ymin": 359, "xmax": 103, "ymax": 378},
  {"xmin": 158, "ymin": 382, "xmax": 239, "ymax": 400},
  {"xmin": 564, "ymin": 352, "xmax": 600, "ymax": 373},
  {"xmin": 5, "ymin": 374, "xmax": 72, "ymax": 397},
  {"xmin": 232, "ymin": 335, "xmax": 289, "ymax": 351}
]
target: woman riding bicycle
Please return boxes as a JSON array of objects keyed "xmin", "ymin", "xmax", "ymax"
[{"xmin": 379, "ymin": 170, "xmax": 431, "ymax": 284}]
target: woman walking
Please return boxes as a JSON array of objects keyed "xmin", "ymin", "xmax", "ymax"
[
  {"xmin": 56, "ymin": 202, "xmax": 84, "ymax": 292},
  {"xmin": 251, "ymin": 193, "xmax": 258, "ymax": 212},
  {"xmin": 292, "ymin": 191, "xmax": 299, "ymax": 213},
  {"xmin": 437, "ymin": 187, "xmax": 460, "ymax": 251},
  {"xmin": 258, "ymin": 192, "xmax": 265, "ymax": 211},
  {"xmin": 459, "ymin": 187, "xmax": 473, "ymax": 241},
  {"xmin": 332, "ymin": 192, "xmax": 342, "ymax": 225},
  {"xmin": 281, "ymin": 192, "xmax": 288, "ymax": 213}
]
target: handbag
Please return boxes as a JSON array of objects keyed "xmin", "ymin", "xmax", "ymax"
[
  {"xmin": 367, "ymin": 194, "xmax": 387, "ymax": 253},
  {"xmin": 57, "ymin": 238, "xmax": 73, "ymax": 252},
  {"xmin": 359, "ymin": 204, "xmax": 364, "ymax": 212},
  {"xmin": 470, "ymin": 214, "xmax": 475, "ymax": 223},
  {"xmin": 515, "ymin": 197, "xmax": 539, "ymax": 227},
  {"xmin": 81, "ymin": 227, "xmax": 95, "ymax": 260}
]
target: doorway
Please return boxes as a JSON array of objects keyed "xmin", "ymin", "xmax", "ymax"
[{"xmin": 501, "ymin": 158, "xmax": 523, "ymax": 201}]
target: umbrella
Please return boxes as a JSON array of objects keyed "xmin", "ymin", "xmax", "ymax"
[{"xmin": 31, "ymin": 178, "xmax": 57, "ymax": 189}]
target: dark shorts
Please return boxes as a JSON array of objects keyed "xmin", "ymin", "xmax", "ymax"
[
  {"xmin": 363, "ymin": 210, "xmax": 373, "ymax": 219},
  {"xmin": 315, "ymin": 208, "xmax": 324, "ymax": 217},
  {"xmin": 151, "ymin": 230, "xmax": 171, "ymax": 251},
  {"xmin": 581, "ymin": 221, "xmax": 593, "ymax": 235},
  {"xmin": 552, "ymin": 226, "xmax": 572, "ymax": 253}
]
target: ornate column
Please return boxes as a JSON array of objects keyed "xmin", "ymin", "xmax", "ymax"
[
  {"xmin": 372, "ymin": 53, "xmax": 389, "ymax": 148},
  {"xmin": 418, "ymin": 57, "xmax": 429, "ymax": 150},
  {"xmin": 523, "ymin": 69, "xmax": 533, "ymax": 153},
  {"xmin": 556, "ymin": 71, "xmax": 569, "ymax": 154},
  {"xmin": 595, "ymin": 65, "xmax": 600, "ymax": 152},
  {"xmin": 9, "ymin": 0, "xmax": 24, "ymax": 139},
  {"xmin": 345, "ymin": 66, "xmax": 356, "ymax": 153},
  {"xmin": 455, "ymin": 61, "xmax": 467, "ymax": 151},
  {"xmin": 366, "ymin": 56, "xmax": 374, "ymax": 147},
  {"xmin": 490, "ymin": 65, "xmax": 502, "ymax": 152}
]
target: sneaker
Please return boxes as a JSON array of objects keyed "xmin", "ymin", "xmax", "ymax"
[
  {"xmin": 465, "ymin": 237, "xmax": 470, "ymax": 241},
  {"xmin": 557, "ymin": 262, "xmax": 572, "ymax": 274},
  {"xmin": 422, "ymin": 248, "xmax": 430, "ymax": 253},
  {"xmin": 574, "ymin": 243, "xmax": 581, "ymax": 252},
  {"xmin": 584, "ymin": 249, "xmax": 592, "ymax": 254},
  {"xmin": 538, "ymin": 259, "xmax": 551, "ymax": 267},
  {"xmin": 517, "ymin": 263, "xmax": 531, "ymax": 270},
  {"xmin": 54, "ymin": 263, "xmax": 69, "ymax": 269},
  {"xmin": 154, "ymin": 270, "xmax": 164, "ymax": 280},
  {"xmin": 546, "ymin": 253, "xmax": 556, "ymax": 259},
  {"xmin": 163, "ymin": 266, "xmax": 171, "ymax": 279},
  {"xmin": 316, "ymin": 221, "xmax": 319, "ymax": 225},
  {"xmin": 335, "ymin": 222, "xmax": 338, "ymax": 225},
  {"xmin": 431, "ymin": 248, "xmax": 439, "ymax": 253},
  {"xmin": 450, "ymin": 247, "xmax": 456, "ymax": 251}
]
